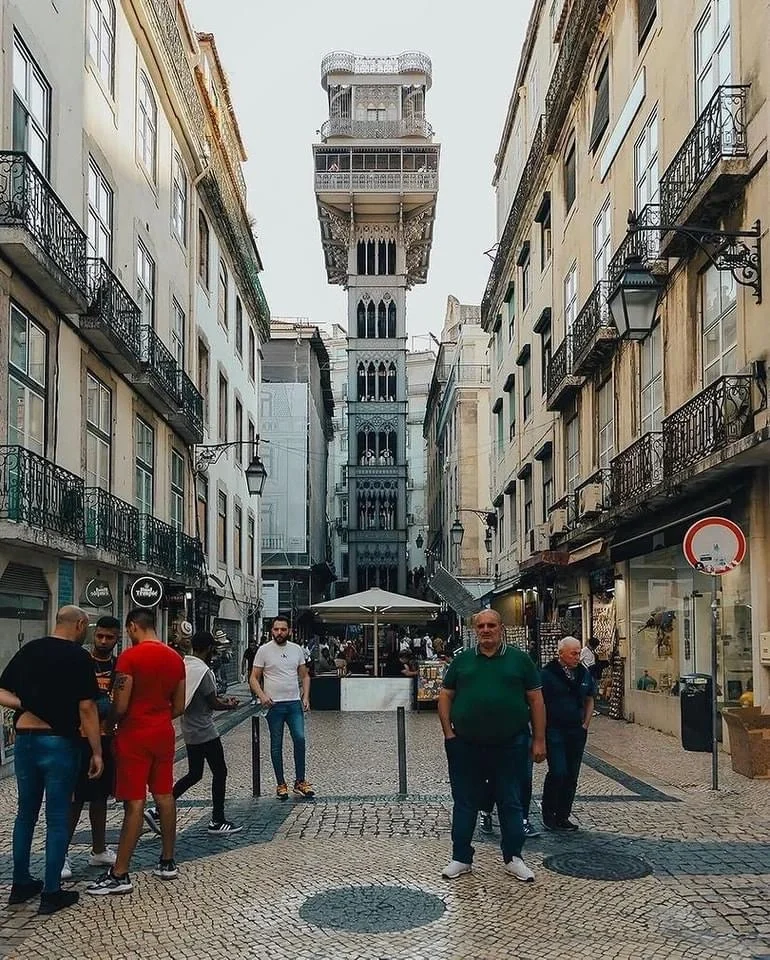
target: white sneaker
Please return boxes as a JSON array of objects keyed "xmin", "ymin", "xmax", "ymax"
[
  {"xmin": 60, "ymin": 857, "xmax": 73, "ymax": 880},
  {"xmin": 504, "ymin": 856, "xmax": 535, "ymax": 882},
  {"xmin": 441, "ymin": 859, "xmax": 472, "ymax": 879},
  {"xmin": 89, "ymin": 847, "xmax": 117, "ymax": 867}
]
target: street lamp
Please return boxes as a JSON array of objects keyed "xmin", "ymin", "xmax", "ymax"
[
  {"xmin": 244, "ymin": 453, "xmax": 268, "ymax": 496},
  {"xmin": 194, "ymin": 439, "xmax": 268, "ymax": 497},
  {"xmin": 450, "ymin": 516, "xmax": 465, "ymax": 548},
  {"xmin": 607, "ymin": 255, "xmax": 664, "ymax": 341},
  {"xmin": 415, "ymin": 532, "xmax": 424, "ymax": 549}
]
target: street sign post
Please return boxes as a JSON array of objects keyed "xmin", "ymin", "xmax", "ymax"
[{"xmin": 683, "ymin": 517, "xmax": 747, "ymax": 791}]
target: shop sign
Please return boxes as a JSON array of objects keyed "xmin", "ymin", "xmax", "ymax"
[
  {"xmin": 83, "ymin": 578, "xmax": 113, "ymax": 608},
  {"xmin": 261, "ymin": 580, "xmax": 279, "ymax": 619},
  {"xmin": 129, "ymin": 576, "xmax": 163, "ymax": 608},
  {"xmin": 683, "ymin": 517, "xmax": 746, "ymax": 576}
]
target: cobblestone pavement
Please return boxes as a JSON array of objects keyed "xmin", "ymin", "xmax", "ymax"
[{"xmin": 2, "ymin": 698, "xmax": 770, "ymax": 959}]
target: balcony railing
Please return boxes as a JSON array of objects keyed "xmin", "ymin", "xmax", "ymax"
[
  {"xmin": 663, "ymin": 375, "xmax": 755, "ymax": 476},
  {"xmin": 262, "ymin": 534, "xmax": 285, "ymax": 550},
  {"xmin": 659, "ymin": 85, "xmax": 750, "ymax": 228},
  {"xmin": 175, "ymin": 531, "xmax": 206, "ymax": 583},
  {"xmin": 610, "ymin": 433, "xmax": 664, "ymax": 507},
  {"xmin": 546, "ymin": 335, "xmax": 582, "ymax": 411},
  {"xmin": 0, "ymin": 445, "xmax": 84, "ymax": 542},
  {"xmin": 607, "ymin": 203, "xmax": 665, "ymax": 289},
  {"xmin": 321, "ymin": 117, "xmax": 433, "ymax": 140},
  {"xmin": 321, "ymin": 51, "xmax": 432, "ymax": 81},
  {"xmin": 171, "ymin": 368, "xmax": 204, "ymax": 443},
  {"xmin": 571, "ymin": 281, "xmax": 616, "ymax": 376},
  {"xmin": 137, "ymin": 325, "xmax": 182, "ymax": 408},
  {"xmin": 139, "ymin": 514, "xmax": 177, "ymax": 572},
  {"xmin": 85, "ymin": 487, "xmax": 139, "ymax": 561},
  {"xmin": 81, "ymin": 258, "xmax": 142, "ymax": 370},
  {"xmin": 315, "ymin": 170, "xmax": 438, "ymax": 192}
]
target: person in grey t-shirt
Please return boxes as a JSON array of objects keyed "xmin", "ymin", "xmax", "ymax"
[{"xmin": 145, "ymin": 631, "xmax": 241, "ymax": 836}]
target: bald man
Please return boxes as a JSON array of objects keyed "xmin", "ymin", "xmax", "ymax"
[{"xmin": 0, "ymin": 605, "xmax": 102, "ymax": 915}]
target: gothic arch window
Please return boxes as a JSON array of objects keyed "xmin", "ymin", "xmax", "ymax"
[
  {"xmin": 387, "ymin": 240, "xmax": 397, "ymax": 274},
  {"xmin": 357, "ymin": 242, "xmax": 366, "ymax": 275},
  {"xmin": 377, "ymin": 301, "xmax": 386, "ymax": 338},
  {"xmin": 387, "ymin": 301, "xmax": 396, "ymax": 337},
  {"xmin": 366, "ymin": 362, "xmax": 376, "ymax": 398},
  {"xmin": 378, "ymin": 240, "xmax": 387, "ymax": 275},
  {"xmin": 366, "ymin": 301, "xmax": 375, "ymax": 338},
  {"xmin": 366, "ymin": 240, "xmax": 376, "ymax": 275},
  {"xmin": 377, "ymin": 362, "xmax": 387, "ymax": 399},
  {"xmin": 357, "ymin": 362, "xmax": 366, "ymax": 399},
  {"xmin": 387, "ymin": 362, "xmax": 397, "ymax": 400},
  {"xmin": 357, "ymin": 301, "xmax": 366, "ymax": 338}
]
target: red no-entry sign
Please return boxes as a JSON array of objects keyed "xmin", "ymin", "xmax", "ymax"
[{"xmin": 683, "ymin": 517, "xmax": 746, "ymax": 575}]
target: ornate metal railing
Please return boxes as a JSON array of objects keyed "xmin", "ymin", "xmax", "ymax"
[
  {"xmin": 607, "ymin": 204, "xmax": 664, "ymax": 288},
  {"xmin": 315, "ymin": 171, "xmax": 439, "ymax": 192},
  {"xmin": 85, "ymin": 487, "xmax": 139, "ymax": 561},
  {"xmin": 610, "ymin": 433, "xmax": 664, "ymax": 507},
  {"xmin": 139, "ymin": 514, "xmax": 177, "ymax": 571},
  {"xmin": 481, "ymin": 118, "xmax": 544, "ymax": 325},
  {"xmin": 321, "ymin": 51, "xmax": 432, "ymax": 80},
  {"xmin": 663, "ymin": 375, "xmax": 754, "ymax": 476},
  {"xmin": 139, "ymin": 326, "xmax": 182, "ymax": 404},
  {"xmin": 177, "ymin": 368, "xmax": 204, "ymax": 436},
  {"xmin": 0, "ymin": 445, "xmax": 84, "ymax": 541},
  {"xmin": 175, "ymin": 531, "xmax": 206, "ymax": 582},
  {"xmin": 659, "ymin": 85, "xmax": 750, "ymax": 226},
  {"xmin": 262, "ymin": 534, "xmax": 285, "ymax": 550},
  {"xmin": 0, "ymin": 151, "xmax": 88, "ymax": 293},
  {"xmin": 571, "ymin": 281, "xmax": 613, "ymax": 365},
  {"xmin": 321, "ymin": 117, "xmax": 433, "ymax": 140},
  {"xmin": 546, "ymin": 335, "xmax": 574, "ymax": 402},
  {"xmin": 83, "ymin": 258, "xmax": 142, "ymax": 358}
]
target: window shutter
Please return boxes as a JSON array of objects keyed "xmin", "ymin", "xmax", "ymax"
[
  {"xmin": 589, "ymin": 63, "xmax": 610, "ymax": 153},
  {"xmin": 638, "ymin": 0, "xmax": 656, "ymax": 45}
]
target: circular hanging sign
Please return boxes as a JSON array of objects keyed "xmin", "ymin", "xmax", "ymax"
[
  {"xmin": 83, "ymin": 578, "xmax": 113, "ymax": 608},
  {"xmin": 683, "ymin": 517, "xmax": 746, "ymax": 575},
  {"xmin": 130, "ymin": 576, "xmax": 163, "ymax": 608}
]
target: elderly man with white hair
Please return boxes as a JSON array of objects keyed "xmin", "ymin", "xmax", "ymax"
[{"xmin": 540, "ymin": 636, "xmax": 596, "ymax": 831}]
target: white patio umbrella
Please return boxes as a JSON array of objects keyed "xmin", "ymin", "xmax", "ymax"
[{"xmin": 311, "ymin": 588, "xmax": 441, "ymax": 676}]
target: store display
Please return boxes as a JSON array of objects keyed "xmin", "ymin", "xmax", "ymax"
[
  {"xmin": 538, "ymin": 623, "xmax": 561, "ymax": 667},
  {"xmin": 416, "ymin": 662, "xmax": 446, "ymax": 703},
  {"xmin": 609, "ymin": 656, "xmax": 624, "ymax": 720},
  {"xmin": 505, "ymin": 626, "xmax": 528, "ymax": 652}
]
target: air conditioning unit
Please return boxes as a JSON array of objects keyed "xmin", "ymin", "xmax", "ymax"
[
  {"xmin": 530, "ymin": 524, "xmax": 550, "ymax": 554},
  {"xmin": 549, "ymin": 508, "xmax": 569, "ymax": 536},
  {"xmin": 579, "ymin": 482, "xmax": 604, "ymax": 518}
]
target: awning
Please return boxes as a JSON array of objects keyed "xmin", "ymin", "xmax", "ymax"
[
  {"xmin": 568, "ymin": 539, "xmax": 606, "ymax": 565},
  {"xmin": 427, "ymin": 565, "xmax": 479, "ymax": 618}
]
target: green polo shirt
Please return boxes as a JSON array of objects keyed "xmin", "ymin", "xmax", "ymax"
[{"xmin": 442, "ymin": 644, "xmax": 541, "ymax": 744}]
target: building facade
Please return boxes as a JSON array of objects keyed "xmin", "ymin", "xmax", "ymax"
[
  {"xmin": 404, "ymin": 349, "xmax": 433, "ymax": 593},
  {"xmin": 313, "ymin": 51, "xmax": 439, "ymax": 594},
  {"xmin": 482, "ymin": 0, "xmax": 769, "ymax": 736},
  {"xmin": 0, "ymin": 0, "xmax": 269, "ymax": 759}
]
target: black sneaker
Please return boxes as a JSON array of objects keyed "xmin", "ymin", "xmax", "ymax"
[
  {"xmin": 38, "ymin": 890, "xmax": 80, "ymax": 914},
  {"xmin": 523, "ymin": 819, "xmax": 541, "ymax": 838},
  {"xmin": 143, "ymin": 807, "xmax": 161, "ymax": 835},
  {"xmin": 557, "ymin": 819, "xmax": 579, "ymax": 831},
  {"xmin": 479, "ymin": 812, "xmax": 494, "ymax": 834},
  {"xmin": 207, "ymin": 820, "xmax": 243, "ymax": 835},
  {"xmin": 8, "ymin": 879, "xmax": 43, "ymax": 905},
  {"xmin": 152, "ymin": 858, "xmax": 178, "ymax": 880},
  {"xmin": 85, "ymin": 871, "xmax": 133, "ymax": 896}
]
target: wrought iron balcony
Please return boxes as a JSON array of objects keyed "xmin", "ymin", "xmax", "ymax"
[
  {"xmin": 175, "ymin": 531, "xmax": 206, "ymax": 583},
  {"xmin": 132, "ymin": 325, "xmax": 182, "ymax": 418},
  {"xmin": 81, "ymin": 258, "xmax": 142, "ymax": 374},
  {"xmin": 168, "ymin": 369, "xmax": 204, "ymax": 444},
  {"xmin": 571, "ymin": 281, "xmax": 616, "ymax": 376},
  {"xmin": 0, "ymin": 445, "xmax": 84, "ymax": 542},
  {"xmin": 320, "ymin": 117, "xmax": 433, "ymax": 140},
  {"xmin": 663, "ymin": 375, "xmax": 755, "ymax": 477},
  {"xmin": 321, "ymin": 51, "xmax": 432, "ymax": 84},
  {"xmin": 609, "ymin": 433, "xmax": 664, "ymax": 508},
  {"xmin": 659, "ymin": 85, "xmax": 750, "ymax": 257},
  {"xmin": 0, "ymin": 151, "xmax": 88, "ymax": 312},
  {"xmin": 314, "ymin": 170, "xmax": 438, "ymax": 193},
  {"xmin": 546, "ymin": 336, "xmax": 583, "ymax": 411},
  {"xmin": 607, "ymin": 204, "xmax": 667, "ymax": 289},
  {"xmin": 138, "ymin": 514, "xmax": 177, "ymax": 572},
  {"xmin": 85, "ymin": 487, "xmax": 139, "ymax": 562}
]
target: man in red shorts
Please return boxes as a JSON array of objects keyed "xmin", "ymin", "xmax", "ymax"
[{"xmin": 86, "ymin": 608, "xmax": 185, "ymax": 895}]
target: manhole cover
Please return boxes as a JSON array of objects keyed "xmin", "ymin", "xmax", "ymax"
[
  {"xmin": 543, "ymin": 851, "xmax": 652, "ymax": 881},
  {"xmin": 299, "ymin": 885, "xmax": 445, "ymax": 933}
]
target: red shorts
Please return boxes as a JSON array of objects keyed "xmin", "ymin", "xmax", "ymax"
[{"xmin": 114, "ymin": 727, "xmax": 175, "ymax": 801}]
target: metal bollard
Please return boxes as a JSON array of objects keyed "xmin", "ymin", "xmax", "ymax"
[
  {"xmin": 397, "ymin": 705, "xmax": 407, "ymax": 797},
  {"xmin": 251, "ymin": 713, "xmax": 261, "ymax": 798}
]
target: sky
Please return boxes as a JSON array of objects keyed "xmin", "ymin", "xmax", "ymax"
[{"xmin": 185, "ymin": 0, "xmax": 531, "ymax": 344}]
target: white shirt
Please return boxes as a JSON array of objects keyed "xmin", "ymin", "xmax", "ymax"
[
  {"xmin": 253, "ymin": 640, "xmax": 305, "ymax": 702},
  {"xmin": 580, "ymin": 646, "xmax": 596, "ymax": 669}
]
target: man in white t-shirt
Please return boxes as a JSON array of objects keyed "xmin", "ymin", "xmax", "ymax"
[{"xmin": 249, "ymin": 616, "xmax": 314, "ymax": 801}]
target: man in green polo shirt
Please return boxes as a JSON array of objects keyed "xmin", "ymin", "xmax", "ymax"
[{"xmin": 438, "ymin": 609, "xmax": 545, "ymax": 882}]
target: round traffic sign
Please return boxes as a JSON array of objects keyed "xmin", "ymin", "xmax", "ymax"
[{"xmin": 683, "ymin": 517, "xmax": 746, "ymax": 575}]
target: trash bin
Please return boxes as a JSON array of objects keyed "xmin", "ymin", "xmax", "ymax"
[{"xmin": 680, "ymin": 674, "xmax": 712, "ymax": 752}]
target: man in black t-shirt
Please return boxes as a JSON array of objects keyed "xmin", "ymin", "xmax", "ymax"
[
  {"xmin": 63, "ymin": 616, "xmax": 121, "ymax": 880},
  {"xmin": 0, "ymin": 606, "xmax": 102, "ymax": 915}
]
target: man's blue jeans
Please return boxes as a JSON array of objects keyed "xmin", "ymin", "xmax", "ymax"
[
  {"xmin": 13, "ymin": 733, "xmax": 80, "ymax": 893},
  {"xmin": 541, "ymin": 726, "xmax": 587, "ymax": 825},
  {"xmin": 265, "ymin": 700, "xmax": 306, "ymax": 785},
  {"xmin": 445, "ymin": 732, "xmax": 528, "ymax": 864}
]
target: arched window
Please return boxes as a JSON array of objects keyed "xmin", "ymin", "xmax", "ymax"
[
  {"xmin": 366, "ymin": 362, "xmax": 376, "ymax": 398},
  {"xmin": 357, "ymin": 362, "xmax": 366, "ymax": 400},
  {"xmin": 357, "ymin": 242, "xmax": 366, "ymax": 275},
  {"xmin": 377, "ymin": 301, "xmax": 386, "ymax": 338},
  {"xmin": 387, "ymin": 301, "xmax": 396, "ymax": 337},
  {"xmin": 387, "ymin": 241, "xmax": 397, "ymax": 274},
  {"xmin": 377, "ymin": 362, "xmax": 387, "ymax": 399},
  {"xmin": 357, "ymin": 301, "xmax": 366, "ymax": 338},
  {"xmin": 366, "ymin": 301, "xmax": 375, "ymax": 338},
  {"xmin": 366, "ymin": 240, "xmax": 376, "ymax": 275},
  {"xmin": 387, "ymin": 362, "xmax": 397, "ymax": 400},
  {"xmin": 378, "ymin": 240, "xmax": 387, "ymax": 275}
]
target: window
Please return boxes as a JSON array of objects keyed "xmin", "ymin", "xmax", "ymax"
[
  {"xmin": 136, "ymin": 240, "xmax": 155, "ymax": 328},
  {"xmin": 170, "ymin": 449, "xmax": 185, "ymax": 532},
  {"xmin": 87, "ymin": 0, "xmax": 115, "ymax": 93},
  {"xmin": 197, "ymin": 475, "xmax": 208, "ymax": 554},
  {"xmin": 171, "ymin": 152, "xmax": 188, "ymax": 245},
  {"xmin": 135, "ymin": 417, "xmax": 154, "ymax": 514},
  {"xmin": 12, "ymin": 33, "xmax": 51, "ymax": 174},
  {"xmin": 198, "ymin": 339, "xmax": 210, "ymax": 426},
  {"xmin": 198, "ymin": 211, "xmax": 210, "ymax": 287},
  {"xmin": 564, "ymin": 263, "xmax": 578, "ymax": 331},
  {"xmin": 218, "ymin": 260, "xmax": 228, "ymax": 330},
  {"xmin": 137, "ymin": 72, "xmax": 157, "ymax": 180},
  {"xmin": 87, "ymin": 158, "xmax": 113, "ymax": 263},
  {"xmin": 542, "ymin": 454, "xmax": 554, "ymax": 522},
  {"xmin": 171, "ymin": 299, "xmax": 185, "ymax": 370},
  {"xmin": 702, "ymin": 265, "xmax": 737, "ymax": 385},
  {"xmin": 597, "ymin": 379, "xmax": 615, "ymax": 468},
  {"xmin": 505, "ymin": 286, "xmax": 515, "ymax": 341},
  {"xmin": 564, "ymin": 140, "xmax": 576, "ymax": 212},
  {"xmin": 589, "ymin": 59, "xmax": 610, "ymax": 153},
  {"xmin": 541, "ymin": 323, "xmax": 552, "ymax": 396},
  {"xmin": 8, "ymin": 304, "xmax": 46, "ymax": 455},
  {"xmin": 521, "ymin": 252, "xmax": 531, "ymax": 311},
  {"xmin": 641, "ymin": 323, "xmax": 663, "ymax": 433},
  {"xmin": 235, "ymin": 297, "xmax": 243, "ymax": 357},
  {"xmin": 86, "ymin": 373, "xmax": 111, "ymax": 490},
  {"xmin": 496, "ymin": 408, "xmax": 504, "ymax": 457},
  {"xmin": 538, "ymin": 198, "xmax": 552, "ymax": 270},
  {"xmin": 367, "ymin": 107, "xmax": 386, "ymax": 122},
  {"xmin": 635, "ymin": 108, "xmax": 659, "ymax": 211},
  {"xmin": 248, "ymin": 326, "xmax": 256, "ymax": 381},
  {"xmin": 498, "ymin": 499, "xmax": 505, "ymax": 552},
  {"xmin": 247, "ymin": 514, "xmax": 255, "ymax": 576},
  {"xmin": 508, "ymin": 383, "xmax": 516, "ymax": 440},
  {"xmin": 508, "ymin": 491, "xmax": 517, "ymax": 546},
  {"xmin": 217, "ymin": 491, "xmax": 227, "ymax": 565},
  {"xmin": 248, "ymin": 418, "xmax": 256, "ymax": 451},
  {"xmin": 566, "ymin": 414, "xmax": 580, "ymax": 494},
  {"xmin": 523, "ymin": 473, "xmax": 533, "ymax": 535},
  {"xmin": 695, "ymin": 0, "xmax": 731, "ymax": 112},
  {"xmin": 593, "ymin": 198, "xmax": 612, "ymax": 283},
  {"xmin": 235, "ymin": 398, "xmax": 243, "ymax": 464},
  {"xmin": 218, "ymin": 373, "xmax": 228, "ymax": 442},
  {"xmin": 522, "ymin": 358, "xmax": 532, "ymax": 421},
  {"xmin": 638, "ymin": 0, "xmax": 656, "ymax": 45},
  {"xmin": 234, "ymin": 504, "xmax": 242, "ymax": 569}
]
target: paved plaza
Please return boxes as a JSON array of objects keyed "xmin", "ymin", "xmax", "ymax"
[{"xmin": 2, "ymin": 699, "xmax": 770, "ymax": 960}]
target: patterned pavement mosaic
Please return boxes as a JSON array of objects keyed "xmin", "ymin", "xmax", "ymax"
[{"xmin": 2, "ymin": 695, "xmax": 770, "ymax": 959}]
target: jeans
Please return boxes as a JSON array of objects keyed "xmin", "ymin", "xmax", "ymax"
[
  {"xmin": 265, "ymin": 700, "xmax": 306, "ymax": 785},
  {"xmin": 174, "ymin": 737, "xmax": 227, "ymax": 823},
  {"xmin": 480, "ymin": 743, "xmax": 533, "ymax": 819},
  {"xmin": 541, "ymin": 726, "xmax": 587, "ymax": 825},
  {"xmin": 13, "ymin": 733, "xmax": 80, "ymax": 893},
  {"xmin": 446, "ymin": 732, "xmax": 528, "ymax": 864}
]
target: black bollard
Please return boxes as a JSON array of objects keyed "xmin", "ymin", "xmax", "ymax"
[
  {"xmin": 397, "ymin": 705, "xmax": 407, "ymax": 797},
  {"xmin": 251, "ymin": 714, "xmax": 261, "ymax": 798}
]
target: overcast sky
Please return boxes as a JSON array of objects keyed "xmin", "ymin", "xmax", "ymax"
[{"xmin": 186, "ymin": 0, "xmax": 530, "ymax": 343}]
